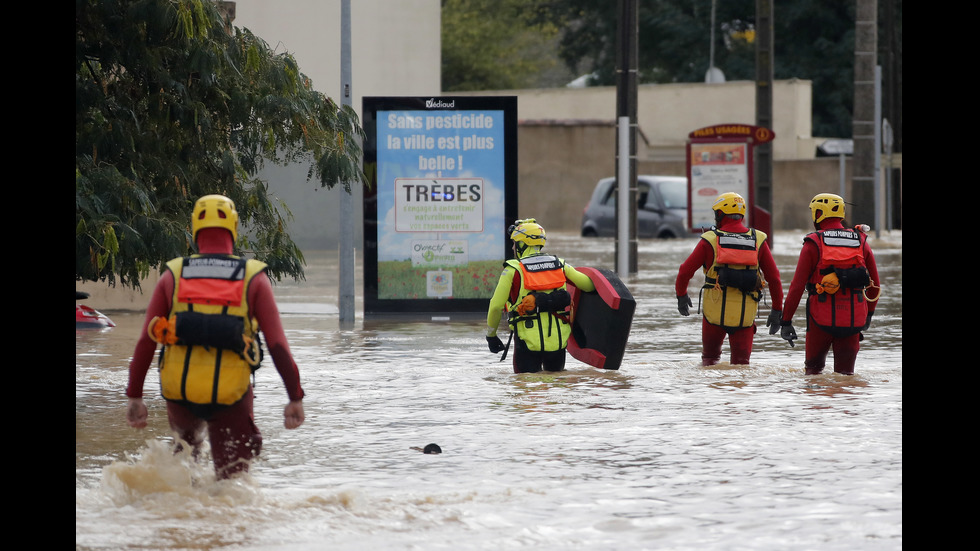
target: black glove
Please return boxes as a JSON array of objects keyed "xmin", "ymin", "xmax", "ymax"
[
  {"xmin": 677, "ymin": 294, "xmax": 693, "ymax": 316},
  {"xmin": 486, "ymin": 335, "xmax": 506, "ymax": 353},
  {"xmin": 766, "ymin": 310, "xmax": 782, "ymax": 335},
  {"xmin": 780, "ymin": 322, "xmax": 797, "ymax": 347},
  {"xmin": 862, "ymin": 312, "xmax": 873, "ymax": 331}
]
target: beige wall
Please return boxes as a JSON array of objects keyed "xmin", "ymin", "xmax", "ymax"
[
  {"xmin": 460, "ymin": 79, "xmax": 818, "ymax": 162},
  {"xmin": 516, "ymin": 122, "xmax": 619, "ymax": 225},
  {"xmin": 469, "ymin": 80, "xmax": 902, "ymax": 234},
  {"xmin": 517, "ymin": 122, "xmax": 902, "ymax": 234}
]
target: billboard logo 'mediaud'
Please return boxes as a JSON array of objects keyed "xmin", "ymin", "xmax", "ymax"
[{"xmin": 426, "ymin": 99, "xmax": 455, "ymax": 109}]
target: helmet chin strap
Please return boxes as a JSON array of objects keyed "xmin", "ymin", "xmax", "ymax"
[{"xmin": 516, "ymin": 244, "xmax": 543, "ymax": 258}]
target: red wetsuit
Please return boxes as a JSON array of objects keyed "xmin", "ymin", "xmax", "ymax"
[
  {"xmin": 126, "ymin": 228, "xmax": 304, "ymax": 478},
  {"xmin": 675, "ymin": 218, "xmax": 784, "ymax": 365},
  {"xmin": 781, "ymin": 219, "xmax": 880, "ymax": 375}
]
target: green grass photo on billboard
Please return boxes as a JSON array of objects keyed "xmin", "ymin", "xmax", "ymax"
[{"xmin": 378, "ymin": 259, "xmax": 501, "ymax": 299}]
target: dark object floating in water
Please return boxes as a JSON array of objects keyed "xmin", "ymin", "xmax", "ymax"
[{"xmin": 410, "ymin": 443, "xmax": 442, "ymax": 454}]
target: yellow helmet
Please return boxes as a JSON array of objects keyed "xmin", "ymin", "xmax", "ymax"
[
  {"xmin": 712, "ymin": 192, "xmax": 746, "ymax": 217},
  {"xmin": 510, "ymin": 218, "xmax": 547, "ymax": 248},
  {"xmin": 809, "ymin": 193, "xmax": 845, "ymax": 224},
  {"xmin": 192, "ymin": 194, "xmax": 239, "ymax": 241}
]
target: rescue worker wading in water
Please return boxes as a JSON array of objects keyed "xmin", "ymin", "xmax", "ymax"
[
  {"xmin": 779, "ymin": 193, "xmax": 881, "ymax": 375},
  {"xmin": 485, "ymin": 219, "xmax": 596, "ymax": 373},
  {"xmin": 126, "ymin": 194, "xmax": 305, "ymax": 479},
  {"xmin": 675, "ymin": 192, "xmax": 784, "ymax": 366}
]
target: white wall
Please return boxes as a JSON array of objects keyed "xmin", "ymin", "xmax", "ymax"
[
  {"xmin": 230, "ymin": 1, "xmax": 442, "ymax": 249},
  {"xmin": 232, "ymin": 0, "xmax": 441, "ymax": 110}
]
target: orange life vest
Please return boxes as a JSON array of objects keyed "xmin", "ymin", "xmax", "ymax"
[{"xmin": 505, "ymin": 255, "xmax": 571, "ymax": 352}]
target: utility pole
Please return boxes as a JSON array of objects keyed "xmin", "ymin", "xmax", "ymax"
[
  {"xmin": 755, "ymin": 0, "xmax": 774, "ymax": 240},
  {"xmin": 338, "ymin": 0, "xmax": 355, "ymax": 328},
  {"xmin": 615, "ymin": 0, "xmax": 638, "ymax": 277},
  {"xmin": 851, "ymin": 0, "xmax": 877, "ymax": 226}
]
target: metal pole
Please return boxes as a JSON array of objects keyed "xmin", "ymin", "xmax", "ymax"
[
  {"xmin": 615, "ymin": 0, "xmax": 638, "ymax": 274},
  {"xmin": 708, "ymin": 0, "xmax": 716, "ymax": 74},
  {"xmin": 617, "ymin": 117, "xmax": 630, "ymax": 278},
  {"xmin": 873, "ymin": 65, "xmax": 881, "ymax": 239},
  {"xmin": 338, "ymin": 0, "xmax": 355, "ymax": 327},
  {"xmin": 883, "ymin": 118, "xmax": 893, "ymax": 230},
  {"xmin": 839, "ymin": 153, "xmax": 846, "ymax": 198},
  {"xmin": 851, "ymin": 0, "xmax": 877, "ymax": 227},
  {"xmin": 755, "ymin": 0, "xmax": 774, "ymax": 241}
]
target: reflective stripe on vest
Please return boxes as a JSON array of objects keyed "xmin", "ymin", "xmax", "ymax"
[
  {"xmin": 517, "ymin": 255, "xmax": 567, "ymax": 291},
  {"xmin": 714, "ymin": 231, "xmax": 759, "ymax": 266},
  {"xmin": 815, "ymin": 229, "xmax": 863, "ymax": 264}
]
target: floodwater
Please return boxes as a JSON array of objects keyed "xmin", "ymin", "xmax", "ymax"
[{"xmin": 76, "ymin": 231, "xmax": 902, "ymax": 551}]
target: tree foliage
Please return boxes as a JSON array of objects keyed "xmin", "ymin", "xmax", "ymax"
[
  {"xmin": 534, "ymin": 0, "xmax": 762, "ymax": 85},
  {"xmin": 442, "ymin": 0, "xmax": 561, "ymax": 91},
  {"xmin": 499, "ymin": 0, "xmax": 900, "ymax": 140},
  {"xmin": 76, "ymin": 0, "xmax": 366, "ymax": 289}
]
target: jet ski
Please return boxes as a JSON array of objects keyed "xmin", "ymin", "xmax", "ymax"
[{"xmin": 76, "ymin": 291, "xmax": 115, "ymax": 329}]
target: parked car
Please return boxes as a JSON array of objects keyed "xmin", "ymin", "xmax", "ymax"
[{"xmin": 581, "ymin": 175, "xmax": 702, "ymax": 238}]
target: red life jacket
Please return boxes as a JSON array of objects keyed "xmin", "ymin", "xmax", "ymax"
[{"xmin": 805, "ymin": 229, "xmax": 870, "ymax": 336}]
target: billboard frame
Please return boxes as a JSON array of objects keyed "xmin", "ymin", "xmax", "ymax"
[
  {"xmin": 686, "ymin": 123, "xmax": 775, "ymax": 236},
  {"xmin": 361, "ymin": 96, "xmax": 518, "ymax": 318}
]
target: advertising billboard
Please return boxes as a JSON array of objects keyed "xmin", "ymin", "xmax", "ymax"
[
  {"xmin": 686, "ymin": 124, "xmax": 775, "ymax": 232},
  {"xmin": 362, "ymin": 96, "xmax": 518, "ymax": 316}
]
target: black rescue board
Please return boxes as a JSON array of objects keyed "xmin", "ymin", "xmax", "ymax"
[{"xmin": 567, "ymin": 267, "xmax": 635, "ymax": 370}]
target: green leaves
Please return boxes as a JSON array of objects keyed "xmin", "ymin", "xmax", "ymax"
[
  {"xmin": 510, "ymin": 0, "xmax": 898, "ymax": 140},
  {"xmin": 76, "ymin": 0, "xmax": 367, "ymax": 289},
  {"xmin": 442, "ymin": 0, "xmax": 561, "ymax": 91}
]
